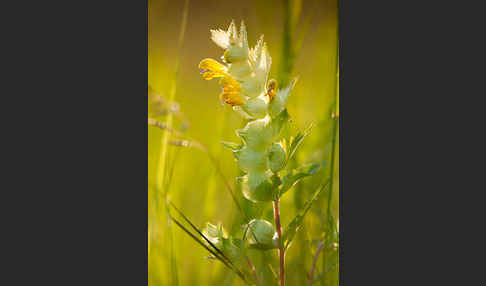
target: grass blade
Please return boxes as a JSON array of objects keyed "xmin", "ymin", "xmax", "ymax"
[
  {"xmin": 168, "ymin": 201, "xmax": 234, "ymax": 267},
  {"xmin": 167, "ymin": 211, "xmax": 250, "ymax": 284},
  {"xmin": 283, "ymin": 179, "xmax": 330, "ymax": 250},
  {"xmin": 279, "ymin": 162, "xmax": 327, "ymax": 197},
  {"xmin": 167, "ymin": 201, "xmax": 253, "ymax": 285},
  {"xmin": 287, "ymin": 122, "xmax": 314, "ymax": 163}
]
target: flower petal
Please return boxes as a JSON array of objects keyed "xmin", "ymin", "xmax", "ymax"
[
  {"xmin": 198, "ymin": 58, "xmax": 227, "ymax": 80},
  {"xmin": 220, "ymin": 91, "xmax": 245, "ymax": 106},
  {"xmin": 220, "ymin": 76, "xmax": 241, "ymax": 93}
]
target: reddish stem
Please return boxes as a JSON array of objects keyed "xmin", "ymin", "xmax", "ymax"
[
  {"xmin": 273, "ymin": 199, "xmax": 285, "ymax": 286},
  {"xmin": 245, "ymin": 254, "xmax": 261, "ymax": 285}
]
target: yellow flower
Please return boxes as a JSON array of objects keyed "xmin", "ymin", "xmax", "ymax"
[
  {"xmin": 199, "ymin": 58, "xmax": 228, "ymax": 80},
  {"xmin": 220, "ymin": 76, "xmax": 240, "ymax": 92},
  {"xmin": 220, "ymin": 91, "xmax": 245, "ymax": 106},
  {"xmin": 219, "ymin": 76, "xmax": 245, "ymax": 106}
]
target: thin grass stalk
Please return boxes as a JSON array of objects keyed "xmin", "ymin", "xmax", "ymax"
[
  {"xmin": 279, "ymin": 0, "xmax": 295, "ymax": 87},
  {"xmin": 152, "ymin": 3, "xmax": 189, "ymax": 285},
  {"xmin": 245, "ymin": 255, "xmax": 261, "ymax": 286},
  {"xmin": 204, "ymin": 108, "xmax": 229, "ymax": 217},
  {"xmin": 169, "ymin": 216, "xmax": 179, "ymax": 286},
  {"xmin": 156, "ymin": 0, "xmax": 189, "ymax": 193},
  {"xmin": 308, "ymin": 241, "xmax": 325, "ymax": 286},
  {"xmin": 321, "ymin": 34, "xmax": 340, "ymax": 286},
  {"xmin": 164, "ymin": 145, "xmax": 183, "ymax": 286},
  {"xmin": 168, "ymin": 201, "xmax": 234, "ymax": 267},
  {"xmin": 241, "ymin": 224, "xmax": 261, "ymax": 286},
  {"xmin": 148, "ymin": 118, "xmax": 184, "ymax": 137}
]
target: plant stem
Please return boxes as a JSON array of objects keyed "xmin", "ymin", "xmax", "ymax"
[
  {"xmin": 245, "ymin": 255, "xmax": 261, "ymax": 286},
  {"xmin": 273, "ymin": 198, "xmax": 285, "ymax": 286},
  {"xmin": 308, "ymin": 241, "xmax": 325, "ymax": 286}
]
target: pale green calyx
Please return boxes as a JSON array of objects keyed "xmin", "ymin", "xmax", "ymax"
[
  {"xmin": 268, "ymin": 78, "xmax": 297, "ymax": 118},
  {"xmin": 235, "ymin": 147, "xmax": 267, "ymax": 172},
  {"xmin": 268, "ymin": 142, "xmax": 287, "ymax": 172},
  {"xmin": 239, "ymin": 170, "xmax": 274, "ymax": 202},
  {"xmin": 241, "ymin": 97, "xmax": 268, "ymax": 119},
  {"xmin": 246, "ymin": 219, "xmax": 278, "ymax": 250},
  {"xmin": 201, "ymin": 21, "xmax": 297, "ymax": 203}
]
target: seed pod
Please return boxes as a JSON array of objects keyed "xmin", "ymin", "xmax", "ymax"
[
  {"xmin": 236, "ymin": 118, "xmax": 274, "ymax": 151},
  {"xmin": 228, "ymin": 61, "xmax": 252, "ymax": 79},
  {"xmin": 242, "ymin": 97, "xmax": 267, "ymax": 119},
  {"xmin": 239, "ymin": 171, "xmax": 274, "ymax": 202},
  {"xmin": 247, "ymin": 219, "xmax": 278, "ymax": 250},
  {"xmin": 267, "ymin": 143, "xmax": 286, "ymax": 172},
  {"xmin": 240, "ymin": 76, "xmax": 264, "ymax": 99},
  {"xmin": 235, "ymin": 147, "xmax": 267, "ymax": 172}
]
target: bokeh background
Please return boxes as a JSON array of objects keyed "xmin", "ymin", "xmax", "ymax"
[{"xmin": 148, "ymin": 0, "xmax": 339, "ymax": 285}]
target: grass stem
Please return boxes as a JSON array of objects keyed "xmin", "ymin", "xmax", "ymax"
[
  {"xmin": 245, "ymin": 255, "xmax": 261, "ymax": 286},
  {"xmin": 308, "ymin": 241, "xmax": 325, "ymax": 286}
]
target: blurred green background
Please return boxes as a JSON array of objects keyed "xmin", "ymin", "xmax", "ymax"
[{"xmin": 148, "ymin": 0, "xmax": 339, "ymax": 285}]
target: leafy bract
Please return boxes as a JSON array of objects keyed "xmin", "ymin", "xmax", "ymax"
[
  {"xmin": 286, "ymin": 122, "xmax": 314, "ymax": 162},
  {"xmin": 279, "ymin": 162, "xmax": 326, "ymax": 197}
]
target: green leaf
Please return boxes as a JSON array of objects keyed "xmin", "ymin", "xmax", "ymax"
[
  {"xmin": 221, "ymin": 141, "xmax": 242, "ymax": 151},
  {"xmin": 286, "ymin": 122, "xmax": 314, "ymax": 162},
  {"xmin": 279, "ymin": 162, "xmax": 326, "ymax": 197},
  {"xmin": 282, "ymin": 179, "xmax": 330, "ymax": 250}
]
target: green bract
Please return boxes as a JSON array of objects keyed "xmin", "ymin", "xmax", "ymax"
[
  {"xmin": 247, "ymin": 219, "xmax": 278, "ymax": 250},
  {"xmin": 241, "ymin": 97, "xmax": 267, "ymax": 119},
  {"xmin": 239, "ymin": 171, "xmax": 274, "ymax": 202},
  {"xmin": 268, "ymin": 143, "xmax": 287, "ymax": 172},
  {"xmin": 236, "ymin": 118, "xmax": 274, "ymax": 151},
  {"xmin": 268, "ymin": 79, "xmax": 296, "ymax": 118},
  {"xmin": 235, "ymin": 147, "xmax": 267, "ymax": 172}
]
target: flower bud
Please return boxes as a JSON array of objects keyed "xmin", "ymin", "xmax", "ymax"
[
  {"xmin": 267, "ymin": 143, "xmax": 286, "ymax": 172},
  {"xmin": 247, "ymin": 219, "xmax": 278, "ymax": 250}
]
